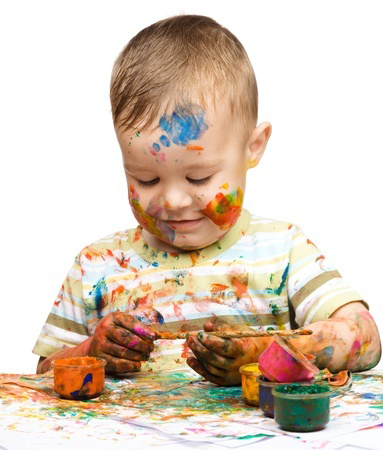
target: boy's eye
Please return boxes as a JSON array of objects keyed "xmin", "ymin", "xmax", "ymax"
[
  {"xmin": 136, "ymin": 178, "xmax": 160, "ymax": 188},
  {"xmin": 186, "ymin": 176, "xmax": 212, "ymax": 186}
]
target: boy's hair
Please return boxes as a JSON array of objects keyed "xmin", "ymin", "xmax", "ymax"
[{"xmin": 110, "ymin": 15, "xmax": 258, "ymax": 136}]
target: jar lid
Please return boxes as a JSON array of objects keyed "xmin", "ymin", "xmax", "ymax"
[{"xmin": 274, "ymin": 335, "xmax": 320, "ymax": 375}]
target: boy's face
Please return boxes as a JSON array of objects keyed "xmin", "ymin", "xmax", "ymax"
[{"xmin": 117, "ymin": 104, "xmax": 262, "ymax": 252}]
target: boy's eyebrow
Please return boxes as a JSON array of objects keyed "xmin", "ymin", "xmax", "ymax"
[{"xmin": 185, "ymin": 160, "xmax": 223, "ymax": 170}]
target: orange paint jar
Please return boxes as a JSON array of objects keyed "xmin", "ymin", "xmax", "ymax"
[
  {"xmin": 239, "ymin": 363, "xmax": 262, "ymax": 406},
  {"xmin": 53, "ymin": 356, "xmax": 106, "ymax": 400}
]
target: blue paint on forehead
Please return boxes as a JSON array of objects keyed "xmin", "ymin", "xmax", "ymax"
[
  {"xmin": 152, "ymin": 143, "xmax": 161, "ymax": 152},
  {"xmin": 159, "ymin": 135, "xmax": 171, "ymax": 147},
  {"xmin": 159, "ymin": 106, "xmax": 208, "ymax": 146}
]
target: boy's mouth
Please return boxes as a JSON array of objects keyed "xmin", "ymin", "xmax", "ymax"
[{"xmin": 165, "ymin": 218, "xmax": 203, "ymax": 230}]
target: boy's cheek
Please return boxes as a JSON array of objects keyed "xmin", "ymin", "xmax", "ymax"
[{"xmin": 203, "ymin": 187, "xmax": 244, "ymax": 231}]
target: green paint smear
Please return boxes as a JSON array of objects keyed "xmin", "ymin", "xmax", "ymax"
[{"xmin": 238, "ymin": 434, "xmax": 273, "ymax": 439}]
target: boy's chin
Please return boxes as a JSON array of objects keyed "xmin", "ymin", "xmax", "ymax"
[{"xmin": 170, "ymin": 235, "xmax": 221, "ymax": 252}]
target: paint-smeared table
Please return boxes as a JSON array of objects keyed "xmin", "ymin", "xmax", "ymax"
[{"xmin": 1, "ymin": 367, "xmax": 382, "ymax": 449}]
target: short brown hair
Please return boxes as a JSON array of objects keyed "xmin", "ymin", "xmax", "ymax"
[{"xmin": 110, "ymin": 15, "xmax": 258, "ymax": 136}]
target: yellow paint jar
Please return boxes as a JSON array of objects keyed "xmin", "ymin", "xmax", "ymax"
[{"xmin": 239, "ymin": 363, "xmax": 262, "ymax": 406}]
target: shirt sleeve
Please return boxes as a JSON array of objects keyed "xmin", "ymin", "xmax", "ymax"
[
  {"xmin": 32, "ymin": 254, "xmax": 89, "ymax": 358},
  {"xmin": 288, "ymin": 226, "xmax": 367, "ymax": 327}
]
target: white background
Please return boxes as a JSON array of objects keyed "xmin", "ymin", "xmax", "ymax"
[{"xmin": 1, "ymin": 0, "xmax": 382, "ymax": 373}]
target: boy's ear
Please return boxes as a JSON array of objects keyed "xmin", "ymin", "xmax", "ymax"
[{"xmin": 246, "ymin": 122, "xmax": 272, "ymax": 169}]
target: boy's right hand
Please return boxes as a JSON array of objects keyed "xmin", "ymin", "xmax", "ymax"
[{"xmin": 89, "ymin": 312, "xmax": 156, "ymax": 374}]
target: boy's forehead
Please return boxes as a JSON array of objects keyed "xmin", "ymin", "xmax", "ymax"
[{"xmin": 118, "ymin": 103, "xmax": 239, "ymax": 151}]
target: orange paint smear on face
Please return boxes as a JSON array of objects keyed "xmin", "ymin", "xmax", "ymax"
[
  {"xmin": 186, "ymin": 145, "xmax": 204, "ymax": 151},
  {"xmin": 203, "ymin": 187, "xmax": 244, "ymax": 230}
]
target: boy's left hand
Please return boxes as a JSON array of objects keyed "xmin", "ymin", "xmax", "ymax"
[{"xmin": 186, "ymin": 320, "xmax": 268, "ymax": 386}]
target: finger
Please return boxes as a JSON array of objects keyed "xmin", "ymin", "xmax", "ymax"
[
  {"xmin": 103, "ymin": 355, "xmax": 142, "ymax": 374},
  {"xmin": 107, "ymin": 326, "xmax": 155, "ymax": 353},
  {"xmin": 113, "ymin": 312, "xmax": 157, "ymax": 341},
  {"xmin": 103, "ymin": 339, "xmax": 151, "ymax": 361},
  {"xmin": 187, "ymin": 336, "xmax": 233, "ymax": 370},
  {"xmin": 186, "ymin": 357, "xmax": 226, "ymax": 386},
  {"xmin": 195, "ymin": 332, "xmax": 240, "ymax": 358},
  {"xmin": 204, "ymin": 319, "xmax": 222, "ymax": 332}
]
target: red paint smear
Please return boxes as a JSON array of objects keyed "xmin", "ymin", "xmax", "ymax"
[
  {"xmin": 203, "ymin": 188, "xmax": 243, "ymax": 230},
  {"xmin": 348, "ymin": 340, "xmax": 361, "ymax": 368},
  {"xmin": 173, "ymin": 302, "xmax": 185, "ymax": 320},
  {"xmin": 211, "ymin": 283, "xmax": 228, "ymax": 292},
  {"xmin": 136, "ymin": 294, "xmax": 153, "ymax": 308},
  {"xmin": 213, "ymin": 260, "xmax": 219, "ymax": 266},
  {"xmin": 111, "ymin": 285, "xmax": 125, "ymax": 304},
  {"xmin": 181, "ymin": 341, "xmax": 192, "ymax": 358},
  {"xmin": 288, "ymin": 224, "xmax": 293, "ymax": 230},
  {"xmin": 133, "ymin": 229, "xmax": 141, "ymax": 242},
  {"xmin": 232, "ymin": 276, "xmax": 248, "ymax": 298}
]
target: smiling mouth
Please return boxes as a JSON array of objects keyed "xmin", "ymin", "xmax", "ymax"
[{"xmin": 165, "ymin": 218, "xmax": 203, "ymax": 230}]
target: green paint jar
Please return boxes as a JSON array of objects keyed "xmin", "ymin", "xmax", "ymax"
[{"xmin": 272, "ymin": 384, "xmax": 331, "ymax": 432}]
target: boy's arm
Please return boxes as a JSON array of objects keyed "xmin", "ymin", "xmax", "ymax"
[
  {"xmin": 187, "ymin": 301, "xmax": 381, "ymax": 385},
  {"xmin": 36, "ymin": 337, "xmax": 93, "ymax": 373},
  {"xmin": 293, "ymin": 301, "xmax": 381, "ymax": 372},
  {"xmin": 36, "ymin": 312, "xmax": 157, "ymax": 374}
]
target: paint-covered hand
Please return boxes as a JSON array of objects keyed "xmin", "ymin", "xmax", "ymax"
[
  {"xmin": 186, "ymin": 320, "xmax": 271, "ymax": 386},
  {"xmin": 89, "ymin": 312, "xmax": 156, "ymax": 374}
]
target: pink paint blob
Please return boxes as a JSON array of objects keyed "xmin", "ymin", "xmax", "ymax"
[{"xmin": 258, "ymin": 335, "xmax": 319, "ymax": 383}]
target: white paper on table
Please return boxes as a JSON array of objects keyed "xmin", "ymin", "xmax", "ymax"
[
  {"xmin": 328, "ymin": 425, "xmax": 383, "ymax": 450},
  {"xmin": 255, "ymin": 413, "xmax": 383, "ymax": 441}
]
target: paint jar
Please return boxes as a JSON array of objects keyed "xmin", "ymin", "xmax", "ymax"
[
  {"xmin": 258, "ymin": 335, "xmax": 319, "ymax": 383},
  {"xmin": 239, "ymin": 363, "xmax": 262, "ymax": 406},
  {"xmin": 53, "ymin": 356, "xmax": 106, "ymax": 400},
  {"xmin": 273, "ymin": 384, "xmax": 331, "ymax": 431},
  {"xmin": 258, "ymin": 376, "xmax": 313, "ymax": 418}
]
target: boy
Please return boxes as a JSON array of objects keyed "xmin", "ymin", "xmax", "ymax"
[{"xmin": 34, "ymin": 15, "xmax": 381, "ymax": 385}]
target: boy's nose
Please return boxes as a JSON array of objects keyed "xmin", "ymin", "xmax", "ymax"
[{"xmin": 163, "ymin": 187, "xmax": 193, "ymax": 211}]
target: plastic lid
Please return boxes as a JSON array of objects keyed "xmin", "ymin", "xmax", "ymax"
[{"xmin": 274, "ymin": 335, "xmax": 320, "ymax": 375}]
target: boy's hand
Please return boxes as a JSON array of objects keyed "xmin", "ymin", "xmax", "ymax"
[
  {"xmin": 186, "ymin": 320, "xmax": 270, "ymax": 386},
  {"xmin": 89, "ymin": 312, "xmax": 156, "ymax": 374}
]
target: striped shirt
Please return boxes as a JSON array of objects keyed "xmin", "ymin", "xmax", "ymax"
[{"xmin": 33, "ymin": 210, "xmax": 364, "ymax": 372}]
